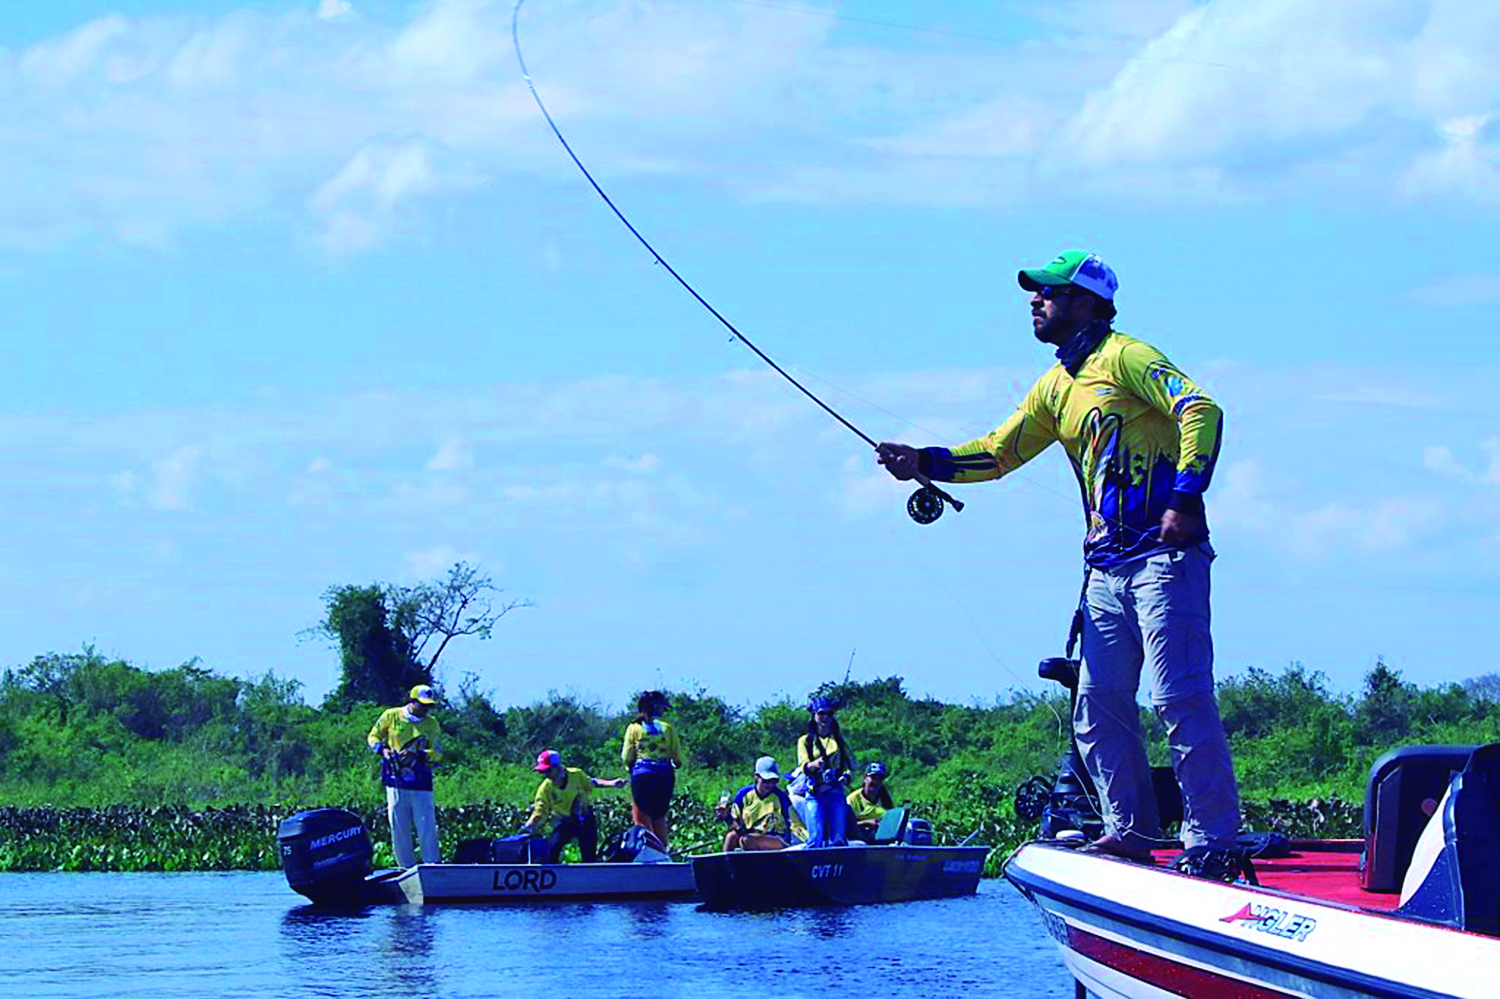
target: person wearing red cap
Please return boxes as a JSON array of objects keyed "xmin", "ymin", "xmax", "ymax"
[
  {"xmin": 366, "ymin": 684, "xmax": 444, "ymax": 867},
  {"xmin": 876, "ymin": 250, "xmax": 1240, "ymax": 864},
  {"xmin": 519, "ymin": 749, "xmax": 626, "ymax": 863}
]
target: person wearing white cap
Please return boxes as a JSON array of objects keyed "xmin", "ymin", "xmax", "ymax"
[
  {"xmin": 366, "ymin": 684, "xmax": 444, "ymax": 867},
  {"xmin": 876, "ymin": 250, "xmax": 1240, "ymax": 865},
  {"xmin": 723, "ymin": 756, "xmax": 800, "ymax": 852}
]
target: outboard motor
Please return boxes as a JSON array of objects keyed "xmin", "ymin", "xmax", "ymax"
[
  {"xmin": 1396, "ymin": 743, "xmax": 1500, "ymax": 934},
  {"xmin": 277, "ymin": 808, "xmax": 373, "ymax": 906}
]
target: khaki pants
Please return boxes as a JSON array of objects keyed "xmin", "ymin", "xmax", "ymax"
[
  {"xmin": 1075, "ymin": 543, "xmax": 1240, "ymax": 850},
  {"xmin": 386, "ymin": 786, "xmax": 439, "ymax": 868}
]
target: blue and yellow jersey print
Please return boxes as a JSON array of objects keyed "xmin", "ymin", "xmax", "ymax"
[{"xmin": 921, "ymin": 331, "xmax": 1222, "ymax": 569}]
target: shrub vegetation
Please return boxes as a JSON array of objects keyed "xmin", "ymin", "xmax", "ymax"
[{"xmin": 4, "ymin": 648, "xmax": 1497, "ymax": 874}]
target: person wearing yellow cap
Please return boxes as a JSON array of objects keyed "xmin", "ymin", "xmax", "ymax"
[
  {"xmin": 366, "ymin": 684, "xmax": 444, "ymax": 868},
  {"xmin": 876, "ymin": 250, "xmax": 1240, "ymax": 866}
]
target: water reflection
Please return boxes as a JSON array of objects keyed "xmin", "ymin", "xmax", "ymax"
[
  {"xmin": 277, "ymin": 903, "xmax": 438, "ymax": 997},
  {"xmin": 8, "ymin": 874, "xmax": 1076, "ymax": 999},
  {"xmin": 624, "ymin": 902, "xmax": 674, "ymax": 941},
  {"xmin": 382, "ymin": 908, "xmax": 438, "ymax": 995},
  {"xmin": 802, "ymin": 908, "xmax": 853, "ymax": 939}
]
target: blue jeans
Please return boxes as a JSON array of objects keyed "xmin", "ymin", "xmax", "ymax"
[
  {"xmin": 802, "ymin": 784, "xmax": 849, "ymax": 848},
  {"xmin": 1075, "ymin": 543, "xmax": 1240, "ymax": 850}
]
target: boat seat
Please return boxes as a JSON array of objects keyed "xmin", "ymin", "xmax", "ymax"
[
  {"xmin": 873, "ymin": 807, "xmax": 909, "ymax": 845},
  {"xmin": 1361, "ymin": 744, "xmax": 1476, "ymax": 892}
]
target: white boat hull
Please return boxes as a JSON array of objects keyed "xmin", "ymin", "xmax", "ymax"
[{"xmin": 1004, "ymin": 842, "xmax": 1500, "ymax": 999}]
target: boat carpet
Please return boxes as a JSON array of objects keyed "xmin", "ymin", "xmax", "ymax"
[{"xmin": 1146, "ymin": 840, "xmax": 1403, "ymax": 912}]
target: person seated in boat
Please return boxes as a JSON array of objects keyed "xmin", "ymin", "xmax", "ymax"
[
  {"xmin": 520, "ymin": 749, "xmax": 626, "ymax": 864},
  {"xmin": 724, "ymin": 756, "xmax": 799, "ymax": 852},
  {"xmin": 791, "ymin": 697, "xmax": 855, "ymax": 847},
  {"xmin": 366, "ymin": 684, "xmax": 444, "ymax": 868},
  {"xmin": 847, "ymin": 761, "xmax": 894, "ymax": 843},
  {"xmin": 621, "ymin": 690, "xmax": 682, "ymax": 850}
]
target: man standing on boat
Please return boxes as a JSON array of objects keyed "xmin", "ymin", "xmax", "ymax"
[
  {"xmin": 366, "ymin": 684, "xmax": 444, "ymax": 868},
  {"xmin": 876, "ymin": 249, "xmax": 1240, "ymax": 861}
]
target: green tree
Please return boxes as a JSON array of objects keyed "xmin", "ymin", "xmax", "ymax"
[
  {"xmin": 1355, "ymin": 657, "xmax": 1416, "ymax": 743},
  {"xmin": 313, "ymin": 563, "xmax": 530, "ymax": 709},
  {"xmin": 316, "ymin": 583, "xmax": 415, "ymax": 708}
]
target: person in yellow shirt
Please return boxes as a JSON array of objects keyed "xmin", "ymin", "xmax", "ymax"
[
  {"xmin": 366, "ymin": 684, "xmax": 444, "ymax": 868},
  {"xmin": 520, "ymin": 749, "xmax": 626, "ymax": 863},
  {"xmin": 724, "ymin": 756, "xmax": 798, "ymax": 851},
  {"xmin": 847, "ymin": 761, "xmax": 894, "ymax": 843},
  {"xmin": 620, "ymin": 690, "xmax": 682, "ymax": 849},
  {"xmin": 877, "ymin": 249, "xmax": 1240, "ymax": 862},
  {"xmin": 791, "ymin": 697, "xmax": 854, "ymax": 847}
]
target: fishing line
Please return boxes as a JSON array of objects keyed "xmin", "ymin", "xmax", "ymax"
[
  {"xmin": 516, "ymin": 0, "xmax": 1242, "ymax": 846},
  {"xmin": 511, "ymin": 0, "xmax": 962, "ymax": 525}
]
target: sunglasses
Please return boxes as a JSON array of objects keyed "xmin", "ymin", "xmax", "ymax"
[{"xmin": 1035, "ymin": 284, "xmax": 1084, "ymax": 300}]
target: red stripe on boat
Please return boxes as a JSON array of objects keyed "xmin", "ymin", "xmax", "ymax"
[{"xmin": 1068, "ymin": 924, "xmax": 1295, "ymax": 998}]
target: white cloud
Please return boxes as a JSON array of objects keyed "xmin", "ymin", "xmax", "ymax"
[
  {"xmin": 1289, "ymin": 496, "xmax": 1442, "ymax": 559},
  {"xmin": 3, "ymin": 0, "xmax": 1499, "ymax": 250},
  {"xmin": 405, "ymin": 544, "xmax": 482, "ymax": 580},
  {"xmin": 310, "ymin": 138, "xmax": 480, "ymax": 255},
  {"xmin": 426, "ymin": 438, "xmax": 475, "ymax": 471},
  {"xmin": 603, "ymin": 454, "xmax": 661, "ymax": 473},
  {"xmin": 17, "ymin": 15, "xmax": 131, "ymax": 90},
  {"xmin": 1410, "ymin": 271, "xmax": 1500, "ymax": 306},
  {"xmin": 1421, "ymin": 439, "xmax": 1500, "ymax": 484},
  {"xmin": 1401, "ymin": 114, "xmax": 1500, "ymax": 207},
  {"xmin": 150, "ymin": 445, "xmax": 205, "ymax": 511}
]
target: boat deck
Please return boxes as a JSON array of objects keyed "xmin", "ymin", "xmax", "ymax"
[{"xmin": 1149, "ymin": 839, "xmax": 1402, "ymax": 912}]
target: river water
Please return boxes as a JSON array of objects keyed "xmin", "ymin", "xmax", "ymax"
[{"xmin": 8, "ymin": 871, "xmax": 1075, "ymax": 997}]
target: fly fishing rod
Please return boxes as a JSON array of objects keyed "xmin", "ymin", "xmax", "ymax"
[{"xmin": 510, "ymin": 0, "xmax": 962, "ymax": 524}]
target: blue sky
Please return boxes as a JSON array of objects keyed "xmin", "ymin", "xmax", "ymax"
[{"xmin": 2, "ymin": 0, "xmax": 1497, "ymax": 712}]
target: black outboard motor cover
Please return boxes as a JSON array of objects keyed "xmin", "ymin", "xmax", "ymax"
[
  {"xmin": 1361, "ymin": 744, "xmax": 1475, "ymax": 892},
  {"xmin": 278, "ymin": 808, "xmax": 373, "ymax": 905},
  {"xmin": 1396, "ymin": 744, "xmax": 1500, "ymax": 934}
]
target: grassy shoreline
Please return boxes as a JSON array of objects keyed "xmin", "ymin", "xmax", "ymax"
[{"xmin": 1, "ymin": 794, "xmax": 1361, "ymax": 875}]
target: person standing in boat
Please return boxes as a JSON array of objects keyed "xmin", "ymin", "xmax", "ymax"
[
  {"xmin": 792, "ymin": 697, "xmax": 855, "ymax": 847},
  {"xmin": 520, "ymin": 749, "xmax": 627, "ymax": 864},
  {"xmin": 366, "ymin": 684, "xmax": 444, "ymax": 868},
  {"xmin": 620, "ymin": 690, "xmax": 682, "ymax": 850},
  {"xmin": 724, "ymin": 756, "xmax": 799, "ymax": 851},
  {"xmin": 847, "ymin": 761, "xmax": 894, "ymax": 842},
  {"xmin": 876, "ymin": 250, "xmax": 1240, "ymax": 862}
]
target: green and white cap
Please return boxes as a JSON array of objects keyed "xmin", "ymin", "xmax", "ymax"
[{"xmin": 1018, "ymin": 250, "xmax": 1119, "ymax": 301}]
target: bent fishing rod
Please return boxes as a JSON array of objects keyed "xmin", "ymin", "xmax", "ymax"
[{"xmin": 510, "ymin": 0, "xmax": 962, "ymax": 525}]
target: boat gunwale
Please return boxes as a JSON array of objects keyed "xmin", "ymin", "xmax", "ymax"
[{"xmin": 1004, "ymin": 841, "xmax": 1476, "ymax": 999}]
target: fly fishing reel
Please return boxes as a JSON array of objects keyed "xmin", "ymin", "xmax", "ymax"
[
  {"xmin": 906, "ymin": 479, "xmax": 964, "ymax": 525},
  {"xmin": 907, "ymin": 486, "xmax": 945, "ymax": 524}
]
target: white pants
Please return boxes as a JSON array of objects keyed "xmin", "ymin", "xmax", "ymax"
[{"xmin": 385, "ymin": 786, "xmax": 439, "ymax": 868}]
